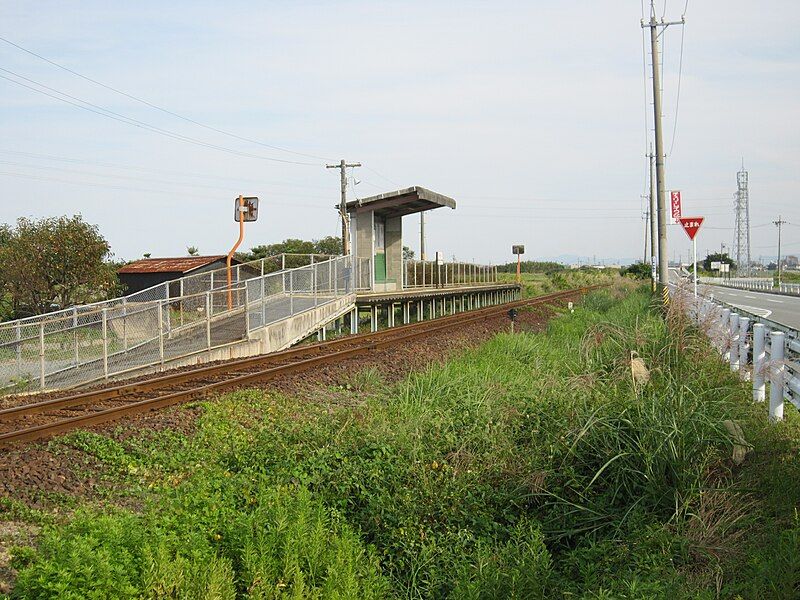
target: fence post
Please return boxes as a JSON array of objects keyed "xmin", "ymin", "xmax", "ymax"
[
  {"xmin": 729, "ymin": 313, "xmax": 740, "ymax": 371},
  {"xmin": 15, "ymin": 322, "xmax": 21, "ymax": 373},
  {"xmin": 313, "ymin": 267, "xmax": 318, "ymax": 307},
  {"xmin": 244, "ymin": 284, "xmax": 251, "ymax": 337},
  {"xmin": 121, "ymin": 299, "xmax": 128, "ymax": 351},
  {"xmin": 205, "ymin": 292, "xmax": 212, "ymax": 354},
  {"xmin": 290, "ymin": 271, "xmax": 294, "ymax": 315},
  {"xmin": 738, "ymin": 317, "xmax": 750, "ymax": 380},
  {"xmin": 179, "ymin": 278, "xmax": 184, "ymax": 327},
  {"xmin": 157, "ymin": 301, "xmax": 165, "ymax": 369},
  {"xmin": 73, "ymin": 307, "xmax": 79, "ymax": 366},
  {"xmin": 101, "ymin": 308, "xmax": 109, "ymax": 379},
  {"xmin": 768, "ymin": 331, "xmax": 785, "ymax": 422},
  {"xmin": 282, "ymin": 254, "xmax": 286, "ymax": 270},
  {"xmin": 752, "ymin": 323, "xmax": 766, "ymax": 402},
  {"xmin": 39, "ymin": 321, "xmax": 45, "ymax": 389}
]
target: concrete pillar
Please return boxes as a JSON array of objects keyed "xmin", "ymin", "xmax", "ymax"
[
  {"xmin": 351, "ymin": 307, "xmax": 358, "ymax": 335},
  {"xmin": 371, "ymin": 305, "xmax": 378, "ymax": 332},
  {"xmin": 418, "ymin": 300, "xmax": 423, "ymax": 322},
  {"xmin": 388, "ymin": 303, "xmax": 395, "ymax": 328}
]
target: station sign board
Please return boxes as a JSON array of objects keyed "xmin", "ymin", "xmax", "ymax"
[
  {"xmin": 512, "ymin": 245, "xmax": 525, "ymax": 255},
  {"xmin": 711, "ymin": 261, "xmax": 722, "ymax": 270},
  {"xmin": 670, "ymin": 190, "xmax": 682, "ymax": 223}
]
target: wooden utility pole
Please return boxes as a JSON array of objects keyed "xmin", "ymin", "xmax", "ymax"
[
  {"xmin": 774, "ymin": 216, "xmax": 788, "ymax": 286},
  {"xmin": 642, "ymin": 2, "xmax": 684, "ymax": 298},
  {"xmin": 648, "ymin": 146, "xmax": 658, "ymax": 291},
  {"xmin": 326, "ymin": 159, "xmax": 361, "ymax": 254}
]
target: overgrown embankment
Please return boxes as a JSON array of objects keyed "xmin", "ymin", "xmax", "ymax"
[{"xmin": 3, "ymin": 285, "xmax": 799, "ymax": 598}]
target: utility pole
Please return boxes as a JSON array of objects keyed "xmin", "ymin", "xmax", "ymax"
[
  {"xmin": 648, "ymin": 146, "xmax": 657, "ymax": 291},
  {"xmin": 774, "ymin": 216, "xmax": 787, "ymax": 286},
  {"xmin": 326, "ymin": 159, "xmax": 361, "ymax": 254},
  {"xmin": 642, "ymin": 208, "xmax": 649, "ymax": 264},
  {"xmin": 642, "ymin": 3, "xmax": 684, "ymax": 297}
]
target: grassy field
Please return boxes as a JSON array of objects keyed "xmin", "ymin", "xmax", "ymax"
[
  {"xmin": 497, "ymin": 268, "xmax": 619, "ymax": 298},
  {"xmin": 3, "ymin": 284, "xmax": 799, "ymax": 598}
]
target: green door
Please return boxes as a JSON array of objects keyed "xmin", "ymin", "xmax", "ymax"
[{"xmin": 374, "ymin": 252, "xmax": 387, "ymax": 282}]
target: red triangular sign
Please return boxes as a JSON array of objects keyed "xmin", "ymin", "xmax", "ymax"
[{"xmin": 678, "ymin": 216, "xmax": 704, "ymax": 241}]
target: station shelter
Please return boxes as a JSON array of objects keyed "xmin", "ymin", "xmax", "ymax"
[{"xmin": 346, "ymin": 186, "xmax": 456, "ymax": 292}]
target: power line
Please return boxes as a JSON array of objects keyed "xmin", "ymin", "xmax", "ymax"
[
  {"xmin": 0, "ymin": 170, "xmax": 332, "ymax": 209},
  {"xmin": 667, "ymin": 6, "xmax": 687, "ymax": 156},
  {"xmin": 0, "ymin": 35, "xmax": 333, "ymax": 162},
  {"xmin": 0, "ymin": 148, "xmax": 332, "ymax": 190},
  {"xmin": 0, "ymin": 68, "xmax": 320, "ymax": 166}
]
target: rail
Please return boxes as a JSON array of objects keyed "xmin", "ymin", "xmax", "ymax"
[
  {"xmin": 402, "ymin": 259, "xmax": 498, "ymax": 288},
  {"xmin": 0, "ymin": 286, "xmax": 592, "ymax": 445},
  {"xmin": 0, "ymin": 254, "xmax": 371, "ymax": 393},
  {"xmin": 670, "ymin": 282, "xmax": 799, "ymax": 421}
]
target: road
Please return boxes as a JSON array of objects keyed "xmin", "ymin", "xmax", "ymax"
[{"xmin": 701, "ymin": 284, "xmax": 800, "ymax": 330}]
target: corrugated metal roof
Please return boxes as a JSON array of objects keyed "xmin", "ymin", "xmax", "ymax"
[
  {"xmin": 118, "ymin": 255, "xmax": 232, "ymax": 274},
  {"xmin": 343, "ymin": 186, "xmax": 456, "ymax": 218}
]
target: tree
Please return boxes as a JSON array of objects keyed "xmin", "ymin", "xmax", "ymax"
[
  {"xmin": 0, "ymin": 215, "xmax": 118, "ymax": 317},
  {"xmin": 620, "ymin": 262, "xmax": 650, "ymax": 279},
  {"xmin": 240, "ymin": 237, "xmax": 343, "ymax": 262},
  {"xmin": 313, "ymin": 236, "xmax": 343, "ymax": 256},
  {"xmin": 187, "ymin": 246, "xmax": 199, "ymax": 256},
  {"xmin": 702, "ymin": 252, "xmax": 736, "ymax": 272},
  {"xmin": 403, "ymin": 246, "xmax": 415, "ymax": 260}
]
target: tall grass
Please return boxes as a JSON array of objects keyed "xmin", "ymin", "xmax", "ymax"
[{"xmin": 7, "ymin": 286, "xmax": 799, "ymax": 598}]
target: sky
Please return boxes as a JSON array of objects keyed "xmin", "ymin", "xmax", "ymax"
[{"xmin": 0, "ymin": 0, "xmax": 798, "ymax": 265}]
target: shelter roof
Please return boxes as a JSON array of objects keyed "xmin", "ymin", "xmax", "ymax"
[{"xmin": 344, "ymin": 186, "xmax": 456, "ymax": 219}]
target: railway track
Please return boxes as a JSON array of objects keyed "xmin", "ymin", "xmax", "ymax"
[{"xmin": 0, "ymin": 287, "xmax": 593, "ymax": 446}]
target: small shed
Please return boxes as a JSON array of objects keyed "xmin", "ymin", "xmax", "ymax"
[
  {"xmin": 346, "ymin": 186, "xmax": 456, "ymax": 291},
  {"xmin": 118, "ymin": 255, "xmax": 240, "ymax": 295}
]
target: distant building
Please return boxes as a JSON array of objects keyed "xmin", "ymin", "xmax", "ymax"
[
  {"xmin": 118, "ymin": 255, "xmax": 240, "ymax": 295},
  {"xmin": 784, "ymin": 255, "xmax": 799, "ymax": 269}
]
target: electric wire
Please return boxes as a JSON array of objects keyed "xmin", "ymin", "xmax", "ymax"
[
  {"xmin": 0, "ymin": 35, "xmax": 333, "ymax": 162},
  {"xmin": 0, "ymin": 148, "xmax": 331, "ymax": 190},
  {"xmin": 0, "ymin": 69, "xmax": 320, "ymax": 166},
  {"xmin": 667, "ymin": 4, "xmax": 687, "ymax": 156}
]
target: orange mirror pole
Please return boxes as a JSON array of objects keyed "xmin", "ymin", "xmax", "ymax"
[{"xmin": 227, "ymin": 195, "xmax": 246, "ymax": 310}]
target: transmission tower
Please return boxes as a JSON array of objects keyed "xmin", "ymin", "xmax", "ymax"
[{"xmin": 732, "ymin": 164, "xmax": 751, "ymax": 275}]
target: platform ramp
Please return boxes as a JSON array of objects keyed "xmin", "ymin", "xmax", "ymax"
[{"xmin": 0, "ymin": 255, "xmax": 367, "ymax": 393}]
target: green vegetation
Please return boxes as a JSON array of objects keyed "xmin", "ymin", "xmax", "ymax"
[
  {"xmin": 0, "ymin": 215, "xmax": 119, "ymax": 319},
  {"xmin": 239, "ymin": 236, "xmax": 343, "ymax": 263},
  {"xmin": 498, "ymin": 268, "xmax": 619, "ymax": 298},
  {"xmin": 496, "ymin": 260, "xmax": 565, "ymax": 274},
  {"xmin": 620, "ymin": 261, "xmax": 651, "ymax": 279},
  {"xmin": 4, "ymin": 285, "xmax": 800, "ymax": 598}
]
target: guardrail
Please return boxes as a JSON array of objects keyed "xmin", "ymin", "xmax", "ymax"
[
  {"xmin": 0, "ymin": 255, "xmax": 370, "ymax": 393},
  {"xmin": 402, "ymin": 260, "xmax": 498, "ymax": 288},
  {"xmin": 670, "ymin": 282, "xmax": 799, "ymax": 421},
  {"xmin": 700, "ymin": 276, "xmax": 800, "ymax": 295}
]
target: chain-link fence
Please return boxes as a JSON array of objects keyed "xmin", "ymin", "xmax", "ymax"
[
  {"xmin": 403, "ymin": 260, "xmax": 498, "ymax": 288},
  {"xmin": 0, "ymin": 254, "xmax": 368, "ymax": 393}
]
